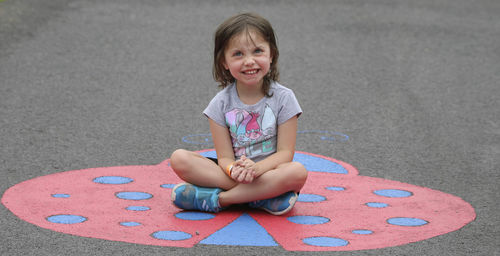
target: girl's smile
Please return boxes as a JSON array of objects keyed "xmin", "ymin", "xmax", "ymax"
[{"xmin": 223, "ymin": 29, "xmax": 272, "ymax": 89}]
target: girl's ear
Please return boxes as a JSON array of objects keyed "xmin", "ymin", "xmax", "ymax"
[{"xmin": 222, "ymin": 60, "xmax": 229, "ymax": 70}]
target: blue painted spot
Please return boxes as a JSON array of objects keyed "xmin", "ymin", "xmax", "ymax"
[
  {"xmin": 352, "ymin": 229, "xmax": 373, "ymax": 235},
  {"xmin": 303, "ymin": 236, "xmax": 349, "ymax": 247},
  {"xmin": 365, "ymin": 202, "xmax": 389, "ymax": 208},
  {"xmin": 175, "ymin": 212, "xmax": 215, "ymax": 221},
  {"xmin": 287, "ymin": 216, "xmax": 330, "ymax": 225},
  {"xmin": 326, "ymin": 186, "xmax": 345, "ymax": 191},
  {"xmin": 200, "ymin": 213, "xmax": 278, "ymax": 246},
  {"xmin": 298, "ymin": 194, "xmax": 326, "ymax": 202},
  {"xmin": 47, "ymin": 214, "xmax": 87, "ymax": 224},
  {"xmin": 374, "ymin": 189, "xmax": 412, "ymax": 198},
  {"xmin": 93, "ymin": 176, "xmax": 133, "ymax": 184},
  {"xmin": 120, "ymin": 221, "xmax": 141, "ymax": 227},
  {"xmin": 51, "ymin": 194, "xmax": 70, "ymax": 198},
  {"xmin": 293, "ymin": 153, "xmax": 348, "ymax": 174},
  {"xmin": 126, "ymin": 206, "xmax": 150, "ymax": 211},
  {"xmin": 152, "ymin": 231, "xmax": 192, "ymax": 241},
  {"xmin": 115, "ymin": 192, "xmax": 152, "ymax": 200},
  {"xmin": 387, "ymin": 217, "xmax": 428, "ymax": 227},
  {"xmin": 182, "ymin": 134, "xmax": 213, "ymax": 145},
  {"xmin": 160, "ymin": 184, "xmax": 175, "ymax": 188},
  {"xmin": 199, "ymin": 150, "xmax": 217, "ymax": 159}
]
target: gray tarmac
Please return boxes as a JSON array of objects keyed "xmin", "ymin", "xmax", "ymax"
[{"xmin": 1, "ymin": 0, "xmax": 499, "ymax": 255}]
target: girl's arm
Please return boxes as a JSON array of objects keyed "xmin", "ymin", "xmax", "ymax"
[
  {"xmin": 208, "ymin": 118, "xmax": 236, "ymax": 173},
  {"xmin": 252, "ymin": 115, "xmax": 299, "ymax": 177}
]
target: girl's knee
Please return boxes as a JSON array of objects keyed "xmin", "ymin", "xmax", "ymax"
[
  {"xmin": 170, "ymin": 149, "xmax": 191, "ymax": 172},
  {"xmin": 278, "ymin": 162, "xmax": 308, "ymax": 190},
  {"xmin": 290, "ymin": 162, "xmax": 308, "ymax": 184}
]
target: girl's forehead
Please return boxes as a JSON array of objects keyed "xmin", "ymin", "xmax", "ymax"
[{"xmin": 227, "ymin": 29, "xmax": 268, "ymax": 48}]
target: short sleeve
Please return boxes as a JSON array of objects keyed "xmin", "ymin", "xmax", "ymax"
[
  {"xmin": 277, "ymin": 89, "xmax": 302, "ymax": 125},
  {"xmin": 203, "ymin": 94, "xmax": 227, "ymax": 127}
]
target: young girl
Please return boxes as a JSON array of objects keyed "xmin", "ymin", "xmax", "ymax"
[{"xmin": 170, "ymin": 13, "xmax": 308, "ymax": 215}]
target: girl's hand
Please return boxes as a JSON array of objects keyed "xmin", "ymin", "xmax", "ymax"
[
  {"xmin": 239, "ymin": 155, "xmax": 255, "ymax": 169},
  {"xmin": 231, "ymin": 155, "xmax": 256, "ymax": 183},
  {"xmin": 231, "ymin": 165, "xmax": 255, "ymax": 183}
]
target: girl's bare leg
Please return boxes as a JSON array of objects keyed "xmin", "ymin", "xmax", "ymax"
[
  {"xmin": 218, "ymin": 162, "xmax": 308, "ymax": 207},
  {"xmin": 170, "ymin": 149, "xmax": 236, "ymax": 190},
  {"xmin": 170, "ymin": 149, "xmax": 308, "ymax": 208}
]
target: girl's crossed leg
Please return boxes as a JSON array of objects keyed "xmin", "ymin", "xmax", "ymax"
[{"xmin": 169, "ymin": 149, "xmax": 308, "ymax": 214}]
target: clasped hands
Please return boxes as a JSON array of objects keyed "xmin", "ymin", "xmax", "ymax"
[{"xmin": 230, "ymin": 155, "xmax": 258, "ymax": 184}]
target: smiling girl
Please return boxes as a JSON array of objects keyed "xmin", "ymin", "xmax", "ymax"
[{"xmin": 170, "ymin": 13, "xmax": 307, "ymax": 215}]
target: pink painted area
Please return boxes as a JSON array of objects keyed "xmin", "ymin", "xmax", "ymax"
[
  {"xmin": 1, "ymin": 162, "xmax": 240, "ymax": 247},
  {"xmin": 1, "ymin": 150, "xmax": 475, "ymax": 251},
  {"xmin": 256, "ymin": 173, "xmax": 475, "ymax": 251}
]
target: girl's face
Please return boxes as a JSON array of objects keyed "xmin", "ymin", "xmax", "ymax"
[{"xmin": 223, "ymin": 29, "xmax": 272, "ymax": 89}]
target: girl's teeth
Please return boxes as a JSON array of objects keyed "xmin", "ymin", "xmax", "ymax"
[{"xmin": 245, "ymin": 70, "xmax": 257, "ymax": 74}]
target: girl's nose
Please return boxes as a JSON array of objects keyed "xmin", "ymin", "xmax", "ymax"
[{"xmin": 243, "ymin": 56, "xmax": 255, "ymax": 66}]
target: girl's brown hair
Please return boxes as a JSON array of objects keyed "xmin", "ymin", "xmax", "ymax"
[{"xmin": 213, "ymin": 13, "xmax": 279, "ymax": 97}]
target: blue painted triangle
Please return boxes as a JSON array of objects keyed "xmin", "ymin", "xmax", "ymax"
[{"xmin": 199, "ymin": 213, "xmax": 278, "ymax": 246}]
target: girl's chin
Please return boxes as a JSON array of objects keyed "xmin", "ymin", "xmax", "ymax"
[
  {"xmin": 237, "ymin": 80, "xmax": 263, "ymax": 88},
  {"xmin": 236, "ymin": 75, "xmax": 268, "ymax": 87}
]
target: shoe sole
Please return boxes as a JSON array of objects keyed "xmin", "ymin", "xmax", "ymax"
[
  {"xmin": 261, "ymin": 192, "xmax": 298, "ymax": 216},
  {"xmin": 171, "ymin": 182, "xmax": 190, "ymax": 205}
]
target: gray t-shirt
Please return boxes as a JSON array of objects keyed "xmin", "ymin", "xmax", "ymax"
[{"xmin": 203, "ymin": 81, "xmax": 302, "ymax": 162}]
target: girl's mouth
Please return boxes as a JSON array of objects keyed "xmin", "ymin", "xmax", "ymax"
[{"xmin": 242, "ymin": 69, "xmax": 259, "ymax": 75}]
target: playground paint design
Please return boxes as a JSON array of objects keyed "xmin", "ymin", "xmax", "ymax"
[{"xmin": 2, "ymin": 148, "xmax": 475, "ymax": 251}]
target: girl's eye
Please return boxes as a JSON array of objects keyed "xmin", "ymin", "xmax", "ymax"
[
  {"xmin": 254, "ymin": 48, "xmax": 263, "ymax": 54},
  {"xmin": 233, "ymin": 51, "xmax": 242, "ymax": 57}
]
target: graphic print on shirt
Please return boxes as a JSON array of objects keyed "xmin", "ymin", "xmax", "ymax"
[{"xmin": 225, "ymin": 105, "xmax": 276, "ymax": 158}]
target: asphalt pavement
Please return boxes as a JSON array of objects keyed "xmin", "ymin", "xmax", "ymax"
[{"xmin": 1, "ymin": 0, "xmax": 499, "ymax": 255}]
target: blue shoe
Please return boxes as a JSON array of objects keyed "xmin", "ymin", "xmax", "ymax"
[
  {"xmin": 249, "ymin": 191, "xmax": 298, "ymax": 215},
  {"xmin": 171, "ymin": 183, "xmax": 222, "ymax": 213}
]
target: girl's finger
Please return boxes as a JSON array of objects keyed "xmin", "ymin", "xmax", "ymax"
[
  {"xmin": 234, "ymin": 159, "xmax": 244, "ymax": 166},
  {"xmin": 239, "ymin": 169, "xmax": 251, "ymax": 183},
  {"xmin": 237, "ymin": 171, "xmax": 246, "ymax": 183},
  {"xmin": 231, "ymin": 166, "xmax": 242, "ymax": 179},
  {"xmin": 244, "ymin": 172, "xmax": 254, "ymax": 183}
]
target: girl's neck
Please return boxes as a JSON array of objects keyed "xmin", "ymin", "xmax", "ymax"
[{"xmin": 235, "ymin": 81, "xmax": 265, "ymax": 105}]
